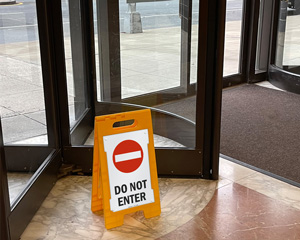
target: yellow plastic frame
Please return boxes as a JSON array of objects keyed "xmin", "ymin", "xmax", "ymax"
[{"xmin": 91, "ymin": 109, "xmax": 161, "ymax": 229}]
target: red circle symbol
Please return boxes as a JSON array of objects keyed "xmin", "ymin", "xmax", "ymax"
[{"xmin": 113, "ymin": 140, "xmax": 143, "ymax": 173}]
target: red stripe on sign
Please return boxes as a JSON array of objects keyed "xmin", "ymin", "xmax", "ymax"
[{"xmin": 113, "ymin": 140, "xmax": 144, "ymax": 173}]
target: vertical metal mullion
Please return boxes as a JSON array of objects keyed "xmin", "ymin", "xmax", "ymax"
[
  {"xmin": 196, "ymin": 0, "xmax": 226, "ymax": 179},
  {"xmin": 36, "ymin": 0, "xmax": 61, "ymax": 148},
  {"xmin": 211, "ymin": 0, "xmax": 226, "ymax": 180},
  {"xmin": 69, "ymin": 0, "xmax": 87, "ymax": 120},
  {"xmin": 180, "ymin": 0, "xmax": 192, "ymax": 93},
  {"xmin": 247, "ymin": 0, "xmax": 261, "ymax": 82},
  {"xmin": 36, "ymin": 0, "xmax": 70, "ymax": 147},
  {"xmin": 50, "ymin": 0, "xmax": 71, "ymax": 147},
  {"xmin": 97, "ymin": 0, "xmax": 121, "ymax": 102},
  {"xmin": 0, "ymin": 118, "xmax": 10, "ymax": 240},
  {"xmin": 269, "ymin": 0, "xmax": 280, "ymax": 65},
  {"xmin": 81, "ymin": 0, "xmax": 97, "ymax": 110},
  {"xmin": 238, "ymin": 0, "xmax": 262, "ymax": 83},
  {"xmin": 196, "ymin": 0, "xmax": 208, "ymax": 155},
  {"xmin": 239, "ymin": 0, "xmax": 252, "ymax": 80},
  {"xmin": 252, "ymin": 0, "xmax": 274, "ymax": 78}
]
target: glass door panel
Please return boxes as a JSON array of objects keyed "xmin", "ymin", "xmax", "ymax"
[
  {"xmin": 91, "ymin": 0, "xmax": 204, "ymax": 176},
  {"xmin": 90, "ymin": 0, "xmax": 224, "ymax": 177},
  {"xmin": 92, "ymin": 0, "xmax": 102, "ymax": 102},
  {"xmin": 275, "ymin": 1, "xmax": 300, "ymax": 71},
  {"xmin": 223, "ymin": 0, "xmax": 243, "ymax": 76},
  {"xmin": 190, "ymin": 0, "xmax": 200, "ymax": 84},
  {"xmin": 0, "ymin": 1, "xmax": 48, "ymax": 206},
  {"xmin": 119, "ymin": 0, "xmax": 196, "ymax": 148},
  {"xmin": 119, "ymin": 0, "xmax": 182, "ymax": 99},
  {"xmin": 0, "ymin": 2, "xmax": 47, "ymax": 145},
  {"xmin": 62, "ymin": 0, "xmax": 89, "ymax": 130}
]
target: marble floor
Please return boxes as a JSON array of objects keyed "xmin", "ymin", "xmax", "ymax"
[
  {"xmin": 19, "ymin": 154, "xmax": 300, "ymax": 240},
  {"xmin": 18, "ymin": 81, "xmax": 300, "ymax": 239},
  {"xmin": 7, "ymin": 172, "xmax": 33, "ymax": 203}
]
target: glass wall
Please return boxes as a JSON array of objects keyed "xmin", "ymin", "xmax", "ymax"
[
  {"xmin": 119, "ymin": 0, "xmax": 182, "ymax": 99},
  {"xmin": 0, "ymin": 1, "xmax": 47, "ymax": 205},
  {"xmin": 0, "ymin": 2, "xmax": 47, "ymax": 145},
  {"xmin": 62, "ymin": 0, "xmax": 89, "ymax": 129},
  {"xmin": 275, "ymin": 0, "xmax": 300, "ymax": 73},
  {"xmin": 223, "ymin": 0, "xmax": 244, "ymax": 76}
]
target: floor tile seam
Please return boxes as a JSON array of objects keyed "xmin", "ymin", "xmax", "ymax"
[
  {"xmin": 234, "ymin": 173, "xmax": 300, "ymax": 211},
  {"xmin": 219, "ymin": 157, "xmax": 300, "ymax": 190},
  {"xmin": 232, "ymin": 181, "xmax": 300, "ymax": 212},
  {"xmin": 216, "ymin": 177, "xmax": 234, "ymax": 190},
  {"xmin": 5, "ymin": 133, "xmax": 48, "ymax": 145},
  {"xmin": 221, "ymin": 153, "xmax": 300, "ymax": 190},
  {"xmin": 155, "ymin": 181, "xmax": 223, "ymax": 239},
  {"xmin": 1, "ymin": 55, "xmax": 42, "ymax": 67},
  {"xmin": 151, "ymin": 199, "xmax": 217, "ymax": 239},
  {"xmin": 229, "ymin": 171, "xmax": 258, "ymax": 184},
  {"xmin": 22, "ymin": 113, "xmax": 46, "ymax": 126},
  {"xmin": 1, "ymin": 89, "xmax": 42, "ymax": 98},
  {"xmin": 1, "ymin": 109, "xmax": 47, "ymax": 120},
  {"xmin": 0, "ymin": 89, "xmax": 45, "ymax": 98},
  {"xmin": 1, "ymin": 110, "xmax": 27, "ymax": 119},
  {"xmin": 0, "ymin": 105, "xmax": 19, "ymax": 115},
  {"xmin": 3, "ymin": 107, "xmax": 46, "ymax": 115},
  {"xmin": 237, "ymin": 188, "xmax": 300, "ymax": 212},
  {"xmin": 2, "ymin": 77, "xmax": 44, "ymax": 89}
]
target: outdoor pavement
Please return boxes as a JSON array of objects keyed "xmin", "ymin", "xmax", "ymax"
[{"xmin": 0, "ymin": 11, "xmax": 243, "ymax": 145}]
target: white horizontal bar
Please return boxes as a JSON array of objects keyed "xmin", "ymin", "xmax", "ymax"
[{"xmin": 115, "ymin": 150, "xmax": 141, "ymax": 163}]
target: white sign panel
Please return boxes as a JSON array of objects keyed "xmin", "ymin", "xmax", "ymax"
[{"xmin": 103, "ymin": 129, "xmax": 155, "ymax": 212}]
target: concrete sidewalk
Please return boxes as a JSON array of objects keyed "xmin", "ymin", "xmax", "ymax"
[{"xmin": 0, "ymin": 20, "xmax": 242, "ymax": 144}]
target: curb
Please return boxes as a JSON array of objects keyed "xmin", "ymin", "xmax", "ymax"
[{"xmin": 0, "ymin": 0, "xmax": 16, "ymax": 5}]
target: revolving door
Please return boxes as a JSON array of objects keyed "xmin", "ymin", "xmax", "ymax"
[{"xmin": 0, "ymin": 0, "xmax": 225, "ymax": 239}]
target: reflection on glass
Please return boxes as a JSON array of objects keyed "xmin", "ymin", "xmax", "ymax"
[
  {"xmin": 119, "ymin": 0, "xmax": 181, "ymax": 98},
  {"xmin": 93, "ymin": 0, "xmax": 101, "ymax": 102},
  {"xmin": 7, "ymin": 172, "xmax": 33, "ymax": 203},
  {"xmin": 118, "ymin": 1, "xmax": 195, "ymax": 148},
  {"xmin": 0, "ymin": 3, "xmax": 47, "ymax": 145},
  {"xmin": 256, "ymin": 0, "xmax": 265, "ymax": 71},
  {"xmin": 62, "ymin": 0, "xmax": 88, "ymax": 129},
  {"xmin": 275, "ymin": 0, "xmax": 300, "ymax": 73},
  {"xmin": 190, "ymin": 1, "xmax": 200, "ymax": 84},
  {"xmin": 0, "ymin": 1, "xmax": 46, "ymax": 204},
  {"xmin": 223, "ymin": 0, "xmax": 243, "ymax": 76}
]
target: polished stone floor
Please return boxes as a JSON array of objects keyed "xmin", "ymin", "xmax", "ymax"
[
  {"xmin": 10, "ymin": 81, "xmax": 300, "ymax": 239},
  {"xmin": 7, "ymin": 172, "xmax": 33, "ymax": 203},
  {"xmin": 20, "ymin": 156, "xmax": 300, "ymax": 240}
]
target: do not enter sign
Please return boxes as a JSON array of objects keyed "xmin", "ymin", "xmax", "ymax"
[
  {"xmin": 91, "ymin": 109, "xmax": 161, "ymax": 229},
  {"xmin": 113, "ymin": 140, "xmax": 143, "ymax": 173},
  {"xmin": 104, "ymin": 129, "xmax": 155, "ymax": 212}
]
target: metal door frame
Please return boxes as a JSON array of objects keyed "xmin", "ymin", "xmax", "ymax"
[{"xmin": 62, "ymin": 0, "xmax": 226, "ymax": 179}]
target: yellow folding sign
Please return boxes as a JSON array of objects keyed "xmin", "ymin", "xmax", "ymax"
[{"xmin": 91, "ymin": 109, "xmax": 161, "ymax": 229}]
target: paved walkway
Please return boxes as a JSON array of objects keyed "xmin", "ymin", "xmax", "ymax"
[{"xmin": 0, "ymin": 19, "xmax": 242, "ymax": 144}]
